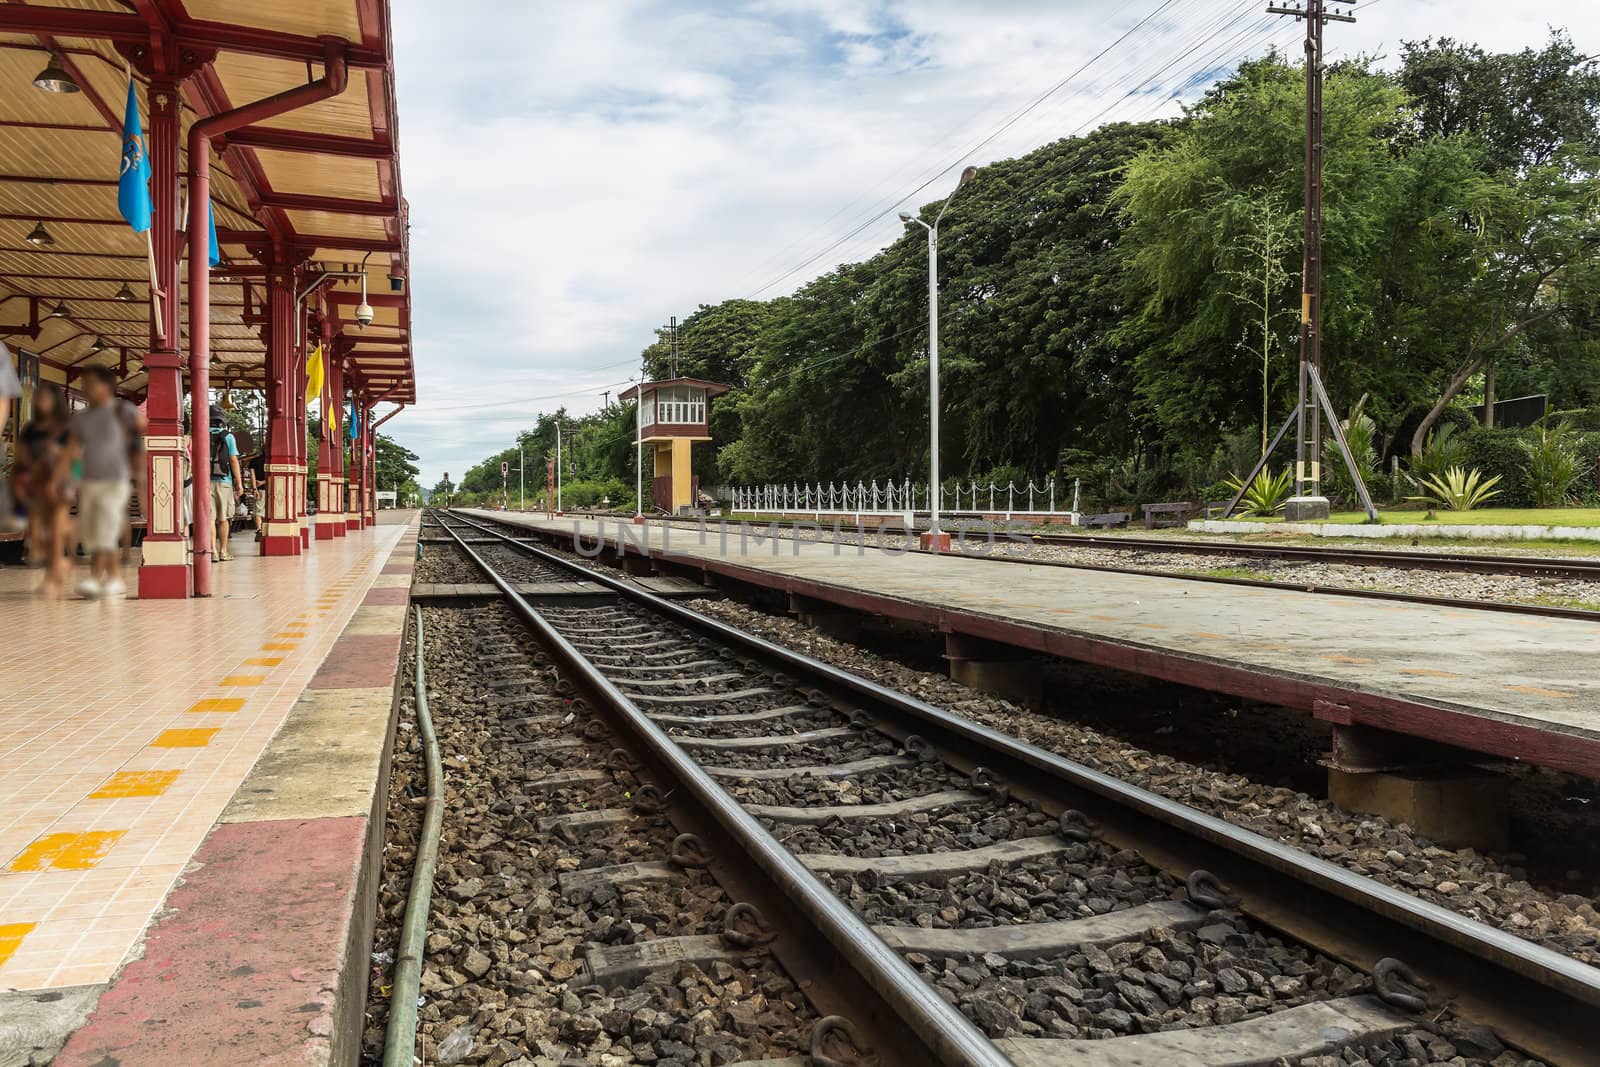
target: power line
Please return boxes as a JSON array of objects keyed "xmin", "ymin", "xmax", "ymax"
[
  {"xmin": 742, "ymin": 0, "xmax": 1195, "ymax": 300},
  {"xmin": 755, "ymin": 0, "xmax": 1285, "ymax": 290}
]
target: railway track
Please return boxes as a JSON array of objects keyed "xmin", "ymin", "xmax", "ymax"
[
  {"xmin": 586, "ymin": 510, "xmax": 1600, "ymax": 582},
  {"xmin": 418, "ymin": 509, "xmax": 1600, "ymax": 1066}
]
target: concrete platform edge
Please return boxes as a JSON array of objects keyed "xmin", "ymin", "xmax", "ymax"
[
  {"xmin": 51, "ymin": 519, "xmax": 419, "ymax": 1067},
  {"xmin": 463, "ymin": 510, "xmax": 1600, "ymax": 778}
]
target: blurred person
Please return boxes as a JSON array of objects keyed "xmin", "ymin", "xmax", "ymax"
[
  {"xmin": 123, "ymin": 399, "xmax": 147, "ymax": 561},
  {"xmin": 209, "ymin": 404, "xmax": 242, "ymax": 562},
  {"xmin": 0, "ymin": 339, "xmax": 23, "ymax": 532},
  {"xmin": 15, "ymin": 383, "xmax": 73, "ymax": 596},
  {"xmin": 244, "ymin": 450, "xmax": 265, "ymax": 542},
  {"xmin": 69, "ymin": 366, "xmax": 144, "ymax": 598}
]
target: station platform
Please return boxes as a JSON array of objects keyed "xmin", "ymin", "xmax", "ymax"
[
  {"xmin": 461, "ymin": 510, "xmax": 1600, "ymax": 779},
  {"xmin": 0, "ymin": 514, "xmax": 418, "ymax": 1066}
]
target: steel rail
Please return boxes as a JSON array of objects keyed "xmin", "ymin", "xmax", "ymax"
[
  {"xmin": 568, "ymin": 511, "xmax": 1600, "ymax": 621},
  {"xmin": 587, "ymin": 510, "xmax": 1600, "ymax": 581},
  {"xmin": 441, "ymin": 510, "xmax": 1600, "ymax": 1066},
  {"xmin": 430, "ymin": 517, "xmax": 1013, "ymax": 1067},
  {"xmin": 382, "ymin": 607, "xmax": 445, "ymax": 1067}
]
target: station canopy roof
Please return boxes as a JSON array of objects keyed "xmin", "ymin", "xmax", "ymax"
[{"xmin": 0, "ymin": 1, "xmax": 414, "ymax": 404}]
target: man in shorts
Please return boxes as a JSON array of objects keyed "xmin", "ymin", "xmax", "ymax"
[
  {"xmin": 70, "ymin": 366, "xmax": 144, "ymax": 598},
  {"xmin": 209, "ymin": 403, "xmax": 243, "ymax": 562}
]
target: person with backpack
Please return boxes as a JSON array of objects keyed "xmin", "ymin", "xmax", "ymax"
[{"xmin": 209, "ymin": 403, "xmax": 243, "ymax": 562}]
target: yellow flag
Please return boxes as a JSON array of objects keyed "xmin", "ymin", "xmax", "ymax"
[{"xmin": 304, "ymin": 343, "xmax": 324, "ymax": 406}]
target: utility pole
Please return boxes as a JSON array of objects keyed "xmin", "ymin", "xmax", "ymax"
[
  {"xmin": 1268, "ymin": 0, "xmax": 1354, "ymax": 520},
  {"xmin": 669, "ymin": 316, "xmax": 680, "ymax": 377}
]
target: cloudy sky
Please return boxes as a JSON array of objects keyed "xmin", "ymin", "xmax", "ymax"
[{"xmin": 388, "ymin": 0, "xmax": 1597, "ymax": 487}]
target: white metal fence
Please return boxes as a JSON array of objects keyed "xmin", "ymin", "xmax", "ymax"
[{"xmin": 722, "ymin": 478, "xmax": 1069, "ymax": 516}]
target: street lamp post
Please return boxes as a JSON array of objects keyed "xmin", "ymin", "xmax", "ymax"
[{"xmin": 900, "ymin": 165, "xmax": 976, "ymax": 552}]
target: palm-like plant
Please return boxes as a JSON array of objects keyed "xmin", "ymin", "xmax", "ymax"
[
  {"xmin": 1525, "ymin": 418, "xmax": 1579, "ymax": 508},
  {"xmin": 1323, "ymin": 393, "xmax": 1379, "ymax": 504},
  {"xmin": 1408, "ymin": 423, "xmax": 1467, "ymax": 484},
  {"xmin": 1409, "ymin": 466, "xmax": 1502, "ymax": 511},
  {"xmin": 1226, "ymin": 467, "xmax": 1295, "ymax": 516}
]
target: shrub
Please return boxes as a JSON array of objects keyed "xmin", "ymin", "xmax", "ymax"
[
  {"xmin": 558, "ymin": 478, "xmax": 631, "ymax": 509},
  {"xmin": 1408, "ymin": 466, "xmax": 1503, "ymax": 511},
  {"xmin": 1524, "ymin": 419, "xmax": 1581, "ymax": 507},
  {"xmin": 1571, "ymin": 432, "xmax": 1600, "ymax": 506},
  {"xmin": 1459, "ymin": 427, "xmax": 1530, "ymax": 507},
  {"xmin": 1407, "ymin": 423, "xmax": 1467, "ymax": 485},
  {"xmin": 1225, "ymin": 467, "xmax": 1294, "ymax": 516},
  {"xmin": 1323, "ymin": 394, "xmax": 1380, "ymax": 507}
]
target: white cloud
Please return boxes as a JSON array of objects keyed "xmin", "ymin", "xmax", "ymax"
[{"xmin": 389, "ymin": 0, "xmax": 1598, "ymax": 486}]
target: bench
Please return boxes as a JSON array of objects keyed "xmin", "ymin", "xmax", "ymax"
[
  {"xmin": 1078, "ymin": 511, "xmax": 1132, "ymax": 529},
  {"xmin": 1140, "ymin": 501, "xmax": 1198, "ymax": 529}
]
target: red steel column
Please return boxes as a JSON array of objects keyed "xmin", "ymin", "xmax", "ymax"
[
  {"xmin": 262, "ymin": 257, "xmax": 301, "ymax": 555},
  {"xmin": 345, "ymin": 375, "xmax": 363, "ymax": 531},
  {"xmin": 365, "ymin": 397, "xmax": 377, "ymax": 524},
  {"xmin": 137, "ymin": 76, "xmax": 189, "ymax": 598}
]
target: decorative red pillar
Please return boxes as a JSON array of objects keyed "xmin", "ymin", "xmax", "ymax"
[
  {"xmin": 136, "ymin": 75, "xmax": 190, "ymax": 598},
  {"xmin": 365, "ymin": 396, "xmax": 377, "ymax": 525},
  {"xmin": 262, "ymin": 255, "xmax": 302, "ymax": 555}
]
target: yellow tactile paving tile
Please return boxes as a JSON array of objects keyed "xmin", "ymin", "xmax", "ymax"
[
  {"xmin": 8, "ymin": 831, "xmax": 127, "ymax": 872},
  {"xmin": 0, "ymin": 921, "xmax": 36, "ymax": 967},
  {"xmin": 0, "ymin": 523, "xmax": 410, "ymax": 989},
  {"xmin": 89, "ymin": 770, "xmax": 182, "ymax": 799},
  {"xmin": 188, "ymin": 698, "xmax": 246, "ymax": 714},
  {"xmin": 243, "ymin": 657, "xmax": 283, "ymax": 667},
  {"xmin": 1506, "ymin": 684, "xmax": 1574, "ymax": 699},
  {"xmin": 219, "ymin": 675, "xmax": 266, "ymax": 687},
  {"xmin": 150, "ymin": 728, "xmax": 219, "ymax": 748}
]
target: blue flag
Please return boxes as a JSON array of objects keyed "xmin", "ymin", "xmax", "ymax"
[
  {"xmin": 348, "ymin": 401, "xmax": 360, "ymax": 441},
  {"xmin": 207, "ymin": 200, "xmax": 221, "ymax": 267},
  {"xmin": 117, "ymin": 78, "xmax": 151, "ymax": 233}
]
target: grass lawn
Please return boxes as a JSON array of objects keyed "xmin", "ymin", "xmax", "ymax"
[{"xmin": 1229, "ymin": 508, "xmax": 1600, "ymax": 527}]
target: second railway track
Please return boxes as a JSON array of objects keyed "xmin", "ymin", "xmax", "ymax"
[
  {"xmin": 587, "ymin": 510, "xmax": 1600, "ymax": 582},
  {"xmin": 418, "ymin": 509, "xmax": 1600, "ymax": 1066}
]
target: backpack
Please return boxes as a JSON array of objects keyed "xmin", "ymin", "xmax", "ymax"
[{"xmin": 210, "ymin": 428, "xmax": 232, "ymax": 480}]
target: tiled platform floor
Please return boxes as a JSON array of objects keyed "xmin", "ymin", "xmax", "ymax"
[{"xmin": 0, "ymin": 519, "xmax": 408, "ymax": 992}]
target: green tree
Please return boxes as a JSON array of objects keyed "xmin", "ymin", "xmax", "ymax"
[{"xmin": 1400, "ymin": 32, "xmax": 1600, "ymax": 175}]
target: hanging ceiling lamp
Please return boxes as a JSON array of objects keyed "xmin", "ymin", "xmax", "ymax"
[
  {"xmin": 32, "ymin": 54, "xmax": 81, "ymax": 94},
  {"xmin": 86, "ymin": 336, "xmax": 105, "ymax": 355},
  {"xmin": 48, "ymin": 300, "xmax": 71, "ymax": 318},
  {"xmin": 26, "ymin": 221, "xmax": 55, "ymax": 247},
  {"xmin": 114, "ymin": 282, "xmax": 136, "ymax": 302}
]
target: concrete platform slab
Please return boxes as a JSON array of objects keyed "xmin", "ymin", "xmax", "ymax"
[{"xmin": 464, "ymin": 511, "xmax": 1600, "ymax": 777}]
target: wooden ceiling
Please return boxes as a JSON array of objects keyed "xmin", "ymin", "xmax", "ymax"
[{"xmin": 0, "ymin": 0, "xmax": 414, "ymax": 403}]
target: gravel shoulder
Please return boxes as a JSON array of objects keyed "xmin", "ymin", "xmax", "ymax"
[{"xmin": 684, "ymin": 597, "xmax": 1600, "ymax": 971}]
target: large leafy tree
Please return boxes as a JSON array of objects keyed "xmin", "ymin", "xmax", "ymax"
[{"xmin": 1118, "ymin": 56, "xmax": 1417, "ymax": 451}]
